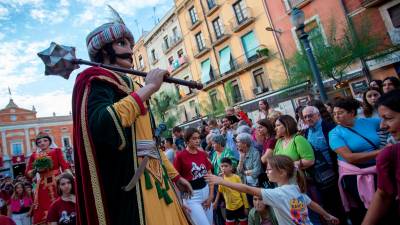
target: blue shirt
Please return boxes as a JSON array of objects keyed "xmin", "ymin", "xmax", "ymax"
[
  {"xmin": 307, "ymin": 119, "xmax": 332, "ymax": 164},
  {"xmin": 329, "ymin": 118, "xmax": 381, "ymax": 163},
  {"xmin": 225, "ymin": 129, "xmax": 239, "ymax": 160}
]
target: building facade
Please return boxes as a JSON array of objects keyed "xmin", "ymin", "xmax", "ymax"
[
  {"xmin": 265, "ymin": 0, "xmax": 400, "ymax": 97},
  {"xmin": 0, "ymin": 99, "xmax": 73, "ymax": 178},
  {"xmin": 143, "ymin": 8, "xmax": 200, "ymax": 124}
]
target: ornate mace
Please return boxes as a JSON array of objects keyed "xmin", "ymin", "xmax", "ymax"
[{"xmin": 37, "ymin": 42, "xmax": 203, "ymax": 90}]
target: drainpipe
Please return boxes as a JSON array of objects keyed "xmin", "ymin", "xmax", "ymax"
[
  {"xmin": 262, "ymin": 0, "xmax": 289, "ymax": 79},
  {"xmin": 339, "ymin": 0, "xmax": 372, "ymax": 82}
]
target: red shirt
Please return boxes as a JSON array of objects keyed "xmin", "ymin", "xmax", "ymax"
[
  {"xmin": 376, "ymin": 143, "xmax": 400, "ymax": 215},
  {"xmin": 47, "ymin": 198, "xmax": 76, "ymax": 225},
  {"xmin": 0, "ymin": 215, "xmax": 16, "ymax": 225},
  {"xmin": 174, "ymin": 149, "xmax": 212, "ymax": 181}
]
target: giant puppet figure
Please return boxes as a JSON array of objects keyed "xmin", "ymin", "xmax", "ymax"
[
  {"xmin": 25, "ymin": 132, "xmax": 71, "ymax": 225},
  {"xmin": 71, "ymin": 8, "xmax": 192, "ymax": 225}
]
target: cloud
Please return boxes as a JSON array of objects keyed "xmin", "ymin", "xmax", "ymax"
[
  {"xmin": 0, "ymin": 5, "xmax": 9, "ymax": 20},
  {"xmin": 29, "ymin": 0, "xmax": 69, "ymax": 24},
  {"xmin": 0, "ymin": 32, "xmax": 4, "ymax": 40},
  {"xmin": 0, "ymin": 39, "xmax": 49, "ymax": 93},
  {"xmin": 0, "ymin": 90, "xmax": 72, "ymax": 117},
  {"xmin": 73, "ymin": 0, "xmax": 172, "ymax": 26}
]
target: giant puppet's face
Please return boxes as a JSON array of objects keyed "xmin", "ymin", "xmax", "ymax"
[{"xmin": 111, "ymin": 37, "xmax": 134, "ymax": 69}]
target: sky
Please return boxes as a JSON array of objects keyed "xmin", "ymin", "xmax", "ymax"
[{"xmin": 0, "ymin": 0, "xmax": 174, "ymax": 117}]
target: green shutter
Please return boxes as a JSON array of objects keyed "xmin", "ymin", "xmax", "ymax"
[
  {"xmin": 241, "ymin": 31, "xmax": 259, "ymax": 59},
  {"xmin": 219, "ymin": 47, "xmax": 232, "ymax": 74},
  {"xmin": 201, "ymin": 59, "xmax": 211, "ymax": 83}
]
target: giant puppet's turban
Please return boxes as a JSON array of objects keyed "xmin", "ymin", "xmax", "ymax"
[
  {"xmin": 86, "ymin": 6, "xmax": 134, "ymax": 61},
  {"xmin": 86, "ymin": 22, "xmax": 134, "ymax": 61}
]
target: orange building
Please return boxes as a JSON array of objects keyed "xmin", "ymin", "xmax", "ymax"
[
  {"xmin": 0, "ymin": 99, "xmax": 73, "ymax": 178},
  {"xmin": 264, "ymin": 0, "xmax": 400, "ymax": 97}
]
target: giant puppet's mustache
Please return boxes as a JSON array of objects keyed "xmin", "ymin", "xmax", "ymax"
[{"xmin": 115, "ymin": 53, "xmax": 133, "ymax": 64}]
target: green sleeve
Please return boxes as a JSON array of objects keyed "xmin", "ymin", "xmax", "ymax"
[
  {"xmin": 294, "ymin": 136, "xmax": 315, "ymax": 160},
  {"xmin": 87, "ymin": 80, "xmax": 126, "ymax": 149}
]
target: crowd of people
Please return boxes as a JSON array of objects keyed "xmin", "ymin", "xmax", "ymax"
[
  {"xmin": 162, "ymin": 76, "xmax": 400, "ymax": 225},
  {"xmin": 0, "ymin": 75, "xmax": 399, "ymax": 225},
  {"xmin": 0, "ymin": 133, "xmax": 75, "ymax": 225}
]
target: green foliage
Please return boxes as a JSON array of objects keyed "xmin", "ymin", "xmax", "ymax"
[
  {"xmin": 285, "ymin": 16, "xmax": 391, "ymax": 86},
  {"xmin": 33, "ymin": 156, "xmax": 53, "ymax": 171},
  {"xmin": 150, "ymin": 89, "xmax": 180, "ymax": 136},
  {"xmin": 200, "ymin": 91, "xmax": 227, "ymax": 119},
  {"xmin": 257, "ymin": 48, "xmax": 270, "ymax": 57},
  {"xmin": 224, "ymin": 81, "xmax": 234, "ymax": 106}
]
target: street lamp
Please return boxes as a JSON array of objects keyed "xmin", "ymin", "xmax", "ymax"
[{"xmin": 290, "ymin": 8, "xmax": 328, "ymax": 102}]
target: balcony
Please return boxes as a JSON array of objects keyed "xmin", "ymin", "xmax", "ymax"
[
  {"xmin": 205, "ymin": 0, "xmax": 220, "ymax": 17},
  {"xmin": 202, "ymin": 45, "xmax": 269, "ymax": 91},
  {"xmin": 162, "ymin": 36, "xmax": 183, "ymax": 54},
  {"xmin": 193, "ymin": 39, "xmax": 211, "ymax": 58},
  {"xmin": 285, "ymin": 0, "xmax": 313, "ymax": 11},
  {"xmin": 188, "ymin": 18, "xmax": 202, "ymax": 31},
  {"xmin": 211, "ymin": 25, "xmax": 231, "ymax": 47},
  {"xmin": 167, "ymin": 56, "xmax": 190, "ymax": 75},
  {"xmin": 229, "ymin": 7, "xmax": 255, "ymax": 33},
  {"xmin": 362, "ymin": 0, "xmax": 389, "ymax": 8}
]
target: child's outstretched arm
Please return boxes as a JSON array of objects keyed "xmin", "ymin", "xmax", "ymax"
[
  {"xmin": 204, "ymin": 174, "xmax": 262, "ymax": 197},
  {"xmin": 308, "ymin": 201, "xmax": 340, "ymax": 225}
]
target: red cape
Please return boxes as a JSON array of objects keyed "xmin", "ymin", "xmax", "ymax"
[{"xmin": 72, "ymin": 67, "xmax": 129, "ymax": 225}]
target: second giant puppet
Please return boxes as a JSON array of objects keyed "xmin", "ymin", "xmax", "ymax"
[{"xmin": 72, "ymin": 10, "xmax": 192, "ymax": 225}]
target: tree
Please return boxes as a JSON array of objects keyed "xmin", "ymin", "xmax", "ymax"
[
  {"xmin": 285, "ymin": 17, "xmax": 397, "ymax": 86},
  {"xmin": 150, "ymin": 89, "xmax": 180, "ymax": 137}
]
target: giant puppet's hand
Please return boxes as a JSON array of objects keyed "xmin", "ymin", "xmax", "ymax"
[
  {"xmin": 145, "ymin": 68, "xmax": 168, "ymax": 93},
  {"xmin": 175, "ymin": 177, "xmax": 193, "ymax": 199}
]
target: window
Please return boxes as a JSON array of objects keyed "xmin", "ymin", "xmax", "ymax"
[
  {"xmin": 151, "ymin": 49, "xmax": 157, "ymax": 62},
  {"xmin": 207, "ymin": 0, "xmax": 216, "ymax": 10},
  {"xmin": 303, "ymin": 20, "xmax": 324, "ymax": 50},
  {"xmin": 209, "ymin": 90, "xmax": 219, "ymax": 110},
  {"xmin": 195, "ymin": 32, "xmax": 205, "ymax": 51},
  {"xmin": 168, "ymin": 56, "xmax": 174, "ymax": 65},
  {"xmin": 231, "ymin": 80, "xmax": 242, "ymax": 103},
  {"xmin": 163, "ymin": 35, "xmax": 169, "ymax": 50},
  {"xmin": 241, "ymin": 31, "xmax": 259, "ymax": 61},
  {"xmin": 212, "ymin": 17, "xmax": 224, "ymax": 39},
  {"xmin": 283, "ymin": 0, "xmax": 307, "ymax": 11},
  {"xmin": 63, "ymin": 137, "xmax": 71, "ymax": 148},
  {"xmin": 233, "ymin": 0, "xmax": 247, "ymax": 24},
  {"xmin": 219, "ymin": 46, "xmax": 233, "ymax": 74},
  {"xmin": 11, "ymin": 142, "xmax": 23, "ymax": 156},
  {"xmin": 253, "ymin": 68, "xmax": 266, "ymax": 89},
  {"xmin": 172, "ymin": 27, "xmax": 179, "ymax": 39},
  {"xmin": 201, "ymin": 58, "xmax": 213, "ymax": 83},
  {"xmin": 380, "ymin": 2, "xmax": 400, "ymax": 44},
  {"xmin": 388, "ymin": 4, "xmax": 400, "ymax": 28},
  {"xmin": 138, "ymin": 55, "xmax": 144, "ymax": 68},
  {"xmin": 10, "ymin": 115, "xmax": 17, "ymax": 121},
  {"xmin": 177, "ymin": 49, "xmax": 184, "ymax": 58},
  {"xmin": 179, "ymin": 105, "xmax": 188, "ymax": 122},
  {"xmin": 189, "ymin": 6, "xmax": 198, "ymax": 25},
  {"xmin": 183, "ymin": 76, "xmax": 192, "ymax": 95},
  {"xmin": 189, "ymin": 100, "xmax": 196, "ymax": 119}
]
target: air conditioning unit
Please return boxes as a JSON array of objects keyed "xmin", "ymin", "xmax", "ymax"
[{"xmin": 252, "ymin": 86, "xmax": 263, "ymax": 95}]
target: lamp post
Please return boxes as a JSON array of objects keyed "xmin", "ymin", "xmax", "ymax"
[{"xmin": 290, "ymin": 8, "xmax": 328, "ymax": 102}]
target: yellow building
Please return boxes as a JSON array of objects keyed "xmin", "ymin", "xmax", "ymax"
[
  {"xmin": 174, "ymin": 0, "xmax": 287, "ymax": 120},
  {"xmin": 132, "ymin": 0, "xmax": 290, "ymax": 125}
]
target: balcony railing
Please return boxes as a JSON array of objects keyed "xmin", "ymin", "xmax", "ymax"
[
  {"xmin": 362, "ymin": 0, "xmax": 389, "ymax": 8},
  {"xmin": 187, "ymin": 17, "xmax": 202, "ymax": 31},
  {"xmin": 205, "ymin": 0, "xmax": 220, "ymax": 17},
  {"xmin": 202, "ymin": 45, "xmax": 269, "ymax": 90},
  {"xmin": 284, "ymin": 0, "xmax": 312, "ymax": 10},
  {"xmin": 211, "ymin": 24, "xmax": 231, "ymax": 46},
  {"xmin": 194, "ymin": 39, "xmax": 211, "ymax": 58},
  {"xmin": 162, "ymin": 35, "xmax": 183, "ymax": 54},
  {"xmin": 167, "ymin": 56, "xmax": 189, "ymax": 74},
  {"xmin": 229, "ymin": 7, "xmax": 255, "ymax": 33}
]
